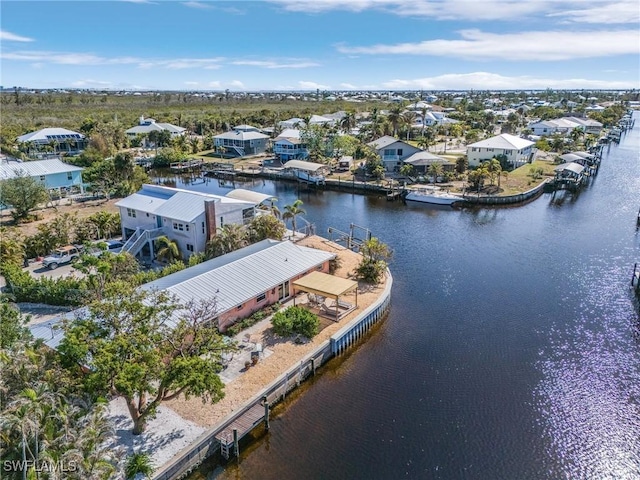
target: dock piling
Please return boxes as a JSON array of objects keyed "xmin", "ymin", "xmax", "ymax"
[
  {"xmin": 233, "ymin": 429, "xmax": 239, "ymax": 459},
  {"xmin": 263, "ymin": 396, "xmax": 270, "ymax": 431}
]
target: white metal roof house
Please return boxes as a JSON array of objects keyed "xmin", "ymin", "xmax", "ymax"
[
  {"xmin": 213, "ymin": 125, "xmax": 270, "ymax": 158},
  {"xmin": 125, "ymin": 116, "xmax": 186, "ymax": 146},
  {"xmin": 527, "ymin": 118, "xmax": 581, "ymax": 136},
  {"xmin": 141, "ymin": 239, "xmax": 336, "ymax": 330},
  {"xmin": 114, "ymin": 184, "xmax": 257, "ymax": 260},
  {"xmin": 403, "ymin": 151, "xmax": 454, "ymax": 175},
  {"xmin": 273, "ymin": 129, "xmax": 308, "ymax": 162},
  {"xmin": 367, "ymin": 136, "xmax": 421, "ymax": 172},
  {"xmin": 466, "ymin": 134, "xmax": 535, "ymax": 168},
  {"xmin": 16, "ymin": 128, "xmax": 87, "ymax": 156},
  {"xmin": 278, "ymin": 118, "xmax": 306, "ymax": 129},
  {"xmin": 30, "ymin": 239, "xmax": 336, "ymax": 343},
  {"xmin": 0, "ymin": 158, "xmax": 84, "ymax": 193}
]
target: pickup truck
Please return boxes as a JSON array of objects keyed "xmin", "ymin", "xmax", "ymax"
[{"xmin": 41, "ymin": 245, "xmax": 82, "ymax": 270}]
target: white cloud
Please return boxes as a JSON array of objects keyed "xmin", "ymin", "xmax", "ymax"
[
  {"xmin": 208, "ymin": 81, "xmax": 221, "ymax": 88},
  {"xmin": 549, "ymin": 1, "xmax": 640, "ymax": 24},
  {"xmin": 184, "ymin": 81, "xmax": 200, "ymax": 86},
  {"xmin": 182, "ymin": 1, "xmax": 213, "ymax": 9},
  {"xmin": 231, "ymin": 60, "xmax": 320, "ymax": 69},
  {"xmin": 71, "ymin": 79, "xmax": 113, "ymax": 87},
  {"xmin": 2, "ymin": 50, "xmax": 225, "ymax": 69},
  {"xmin": 298, "ymin": 81, "xmax": 330, "ymax": 90},
  {"xmin": 381, "ymin": 72, "xmax": 637, "ymax": 90},
  {"xmin": 229, "ymin": 80, "xmax": 245, "ymax": 89},
  {"xmin": 337, "ymin": 29, "xmax": 640, "ymax": 61},
  {"xmin": 340, "ymin": 83, "xmax": 358, "ymax": 89},
  {"xmin": 1, "ymin": 30, "xmax": 35, "ymax": 42},
  {"xmin": 270, "ymin": 0, "xmax": 639, "ymax": 23}
]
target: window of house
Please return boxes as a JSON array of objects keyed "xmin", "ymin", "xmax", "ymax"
[
  {"xmin": 236, "ymin": 304, "xmax": 243, "ymax": 310},
  {"xmin": 397, "ymin": 148, "xmax": 403, "ymax": 156},
  {"xmin": 220, "ymin": 216, "xmax": 224, "ymax": 227},
  {"xmin": 67, "ymin": 172, "xmax": 73, "ymax": 180},
  {"xmin": 186, "ymin": 244, "xmax": 194, "ymax": 252},
  {"xmin": 316, "ymin": 264, "xmax": 323, "ymax": 270},
  {"xmin": 127, "ymin": 208, "xmax": 136, "ymax": 218},
  {"xmin": 202, "ymin": 222, "xmax": 205, "ymax": 234},
  {"xmin": 256, "ymin": 293, "xmax": 266, "ymax": 303},
  {"xmin": 39, "ymin": 175, "xmax": 45, "ymax": 182},
  {"xmin": 472, "ymin": 147, "xmax": 477, "ymax": 152},
  {"xmin": 173, "ymin": 223, "xmax": 184, "ymax": 231},
  {"xmin": 185, "ymin": 224, "xmax": 190, "ymax": 232}
]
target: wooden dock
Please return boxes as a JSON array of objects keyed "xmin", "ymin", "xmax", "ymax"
[
  {"xmin": 169, "ymin": 159, "xmax": 203, "ymax": 172},
  {"xmin": 215, "ymin": 403, "xmax": 266, "ymax": 459}
]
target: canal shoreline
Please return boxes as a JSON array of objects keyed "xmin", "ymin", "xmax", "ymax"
[{"xmin": 151, "ymin": 238, "xmax": 393, "ymax": 480}]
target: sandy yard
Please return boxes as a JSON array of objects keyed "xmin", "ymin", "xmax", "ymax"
[
  {"xmin": 1, "ymin": 197, "xmax": 120, "ymax": 237},
  {"xmin": 164, "ymin": 235, "xmax": 388, "ymax": 427}
]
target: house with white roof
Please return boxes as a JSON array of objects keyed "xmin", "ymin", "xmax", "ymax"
[
  {"xmin": 278, "ymin": 118, "xmax": 306, "ymax": 129},
  {"xmin": 114, "ymin": 184, "xmax": 259, "ymax": 259},
  {"xmin": 16, "ymin": 128, "xmax": 87, "ymax": 156},
  {"xmin": 308, "ymin": 115, "xmax": 334, "ymax": 126},
  {"xmin": 564, "ymin": 117, "xmax": 603, "ymax": 135},
  {"xmin": 125, "ymin": 116, "xmax": 186, "ymax": 146},
  {"xmin": 141, "ymin": 239, "xmax": 336, "ymax": 330},
  {"xmin": 367, "ymin": 136, "xmax": 421, "ymax": 172},
  {"xmin": 30, "ymin": 239, "xmax": 336, "ymax": 345},
  {"xmin": 0, "ymin": 158, "xmax": 84, "ymax": 194},
  {"xmin": 467, "ymin": 134, "xmax": 535, "ymax": 168},
  {"xmin": 213, "ymin": 125, "xmax": 269, "ymax": 158},
  {"xmin": 273, "ymin": 129, "xmax": 308, "ymax": 162}
]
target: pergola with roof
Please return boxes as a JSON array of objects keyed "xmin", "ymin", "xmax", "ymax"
[{"xmin": 292, "ymin": 271, "xmax": 358, "ymax": 320}]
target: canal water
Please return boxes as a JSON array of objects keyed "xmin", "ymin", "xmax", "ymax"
[{"xmin": 170, "ymin": 116, "xmax": 640, "ymax": 479}]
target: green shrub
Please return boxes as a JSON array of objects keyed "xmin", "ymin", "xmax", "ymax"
[{"xmin": 271, "ymin": 306, "xmax": 319, "ymax": 339}]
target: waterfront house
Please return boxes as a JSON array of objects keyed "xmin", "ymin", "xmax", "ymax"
[
  {"xmin": 125, "ymin": 116, "xmax": 186, "ymax": 147},
  {"xmin": 564, "ymin": 117, "xmax": 603, "ymax": 135},
  {"xmin": 0, "ymin": 158, "xmax": 84, "ymax": 194},
  {"xmin": 140, "ymin": 239, "xmax": 336, "ymax": 331},
  {"xmin": 17, "ymin": 128, "xmax": 87, "ymax": 156},
  {"xmin": 115, "ymin": 184, "xmax": 257, "ymax": 259},
  {"xmin": 528, "ymin": 118, "xmax": 581, "ymax": 136},
  {"xmin": 30, "ymin": 238, "xmax": 336, "ymax": 344},
  {"xmin": 402, "ymin": 151, "xmax": 454, "ymax": 175},
  {"xmin": 278, "ymin": 118, "xmax": 306, "ymax": 129},
  {"xmin": 466, "ymin": 134, "xmax": 535, "ymax": 168},
  {"xmin": 273, "ymin": 129, "xmax": 308, "ymax": 162},
  {"xmin": 214, "ymin": 125, "xmax": 269, "ymax": 158},
  {"xmin": 367, "ymin": 136, "xmax": 421, "ymax": 172}
]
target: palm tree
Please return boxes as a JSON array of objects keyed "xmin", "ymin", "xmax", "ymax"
[
  {"xmin": 428, "ymin": 163, "xmax": 443, "ymax": 186},
  {"xmin": 155, "ymin": 235, "xmax": 181, "ymax": 263},
  {"xmin": 125, "ymin": 452, "xmax": 154, "ymax": 479},
  {"xmin": 206, "ymin": 224, "xmax": 248, "ymax": 258},
  {"xmin": 386, "ymin": 106, "xmax": 403, "ymax": 137},
  {"xmin": 402, "ymin": 111, "xmax": 417, "ymax": 140},
  {"xmin": 339, "ymin": 112, "xmax": 356, "ymax": 133},
  {"xmin": 282, "ymin": 199, "xmax": 306, "ymax": 236}
]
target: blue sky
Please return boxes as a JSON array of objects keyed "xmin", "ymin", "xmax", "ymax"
[{"xmin": 1, "ymin": 0, "xmax": 639, "ymax": 91}]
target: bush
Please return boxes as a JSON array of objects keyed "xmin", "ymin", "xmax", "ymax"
[
  {"xmin": 0, "ymin": 263, "xmax": 86, "ymax": 306},
  {"xmin": 271, "ymin": 306, "xmax": 320, "ymax": 339}
]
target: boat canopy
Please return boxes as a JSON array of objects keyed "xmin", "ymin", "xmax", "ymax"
[
  {"xmin": 283, "ymin": 160, "xmax": 326, "ymax": 172},
  {"xmin": 226, "ymin": 188, "xmax": 275, "ymax": 204}
]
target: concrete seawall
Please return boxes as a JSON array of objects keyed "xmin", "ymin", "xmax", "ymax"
[
  {"xmin": 153, "ymin": 270, "xmax": 393, "ymax": 480},
  {"xmin": 461, "ymin": 178, "xmax": 551, "ymax": 206}
]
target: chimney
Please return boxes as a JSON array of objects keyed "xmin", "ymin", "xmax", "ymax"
[{"xmin": 204, "ymin": 199, "xmax": 217, "ymax": 241}]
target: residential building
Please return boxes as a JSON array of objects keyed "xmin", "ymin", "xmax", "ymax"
[
  {"xmin": 403, "ymin": 151, "xmax": 455, "ymax": 175},
  {"xmin": 278, "ymin": 118, "xmax": 306, "ymax": 129},
  {"xmin": 125, "ymin": 116, "xmax": 186, "ymax": 146},
  {"xmin": 0, "ymin": 158, "xmax": 84, "ymax": 194},
  {"xmin": 16, "ymin": 128, "xmax": 87, "ymax": 156},
  {"xmin": 115, "ymin": 184, "xmax": 258, "ymax": 259},
  {"xmin": 141, "ymin": 239, "xmax": 335, "ymax": 331},
  {"xmin": 30, "ymin": 238, "xmax": 336, "ymax": 344},
  {"xmin": 367, "ymin": 136, "xmax": 421, "ymax": 172},
  {"xmin": 528, "ymin": 118, "xmax": 582, "ymax": 136},
  {"xmin": 564, "ymin": 117, "xmax": 603, "ymax": 135},
  {"xmin": 213, "ymin": 125, "xmax": 269, "ymax": 158},
  {"xmin": 273, "ymin": 129, "xmax": 308, "ymax": 162},
  {"xmin": 466, "ymin": 134, "xmax": 535, "ymax": 168}
]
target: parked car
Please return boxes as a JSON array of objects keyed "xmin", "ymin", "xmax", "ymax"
[
  {"xmin": 104, "ymin": 239, "xmax": 124, "ymax": 254},
  {"xmin": 42, "ymin": 245, "xmax": 82, "ymax": 270}
]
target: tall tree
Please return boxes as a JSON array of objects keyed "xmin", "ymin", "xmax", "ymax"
[
  {"xmin": 155, "ymin": 235, "xmax": 181, "ymax": 263},
  {"xmin": 206, "ymin": 224, "xmax": 248, "ymax": 258},
  {"xmin": 0, "ymin": 171, "xmax": 49, "ymax": 221},
  {"xmin": 59, "ymin": 287, "xmax": 232, "ymax": 435},
  {"xmin": 282, "ymin": 199, "xmax": 306, "ymax": 235}
]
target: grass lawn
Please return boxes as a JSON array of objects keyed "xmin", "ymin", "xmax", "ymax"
[{"xmin": 499, "ymin": 160, "xmax": 556, "ymax": 195}]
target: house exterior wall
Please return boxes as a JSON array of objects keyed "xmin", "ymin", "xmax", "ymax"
[
  {"xmin": 217, "ymin": 260, "xmax": 331, "ymax": 331},
  {"xmin": 376, "ymin": 141, "xmax": 421, "ymax": 171},
  {"xmin": 467, "ymin": 146, "xmax": 533, "ymax": 167},
  {"xmin": 274, "ymin": 139, "xmax": 308, "ymax": 160},
  {"xmin": 40, "ymin": 170, "xmax": 84, "ymax": 190}
]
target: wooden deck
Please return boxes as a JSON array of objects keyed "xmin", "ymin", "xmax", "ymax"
[{"xmin": 214, "ymin": 403, "xmax": 265, "ymax": 446}]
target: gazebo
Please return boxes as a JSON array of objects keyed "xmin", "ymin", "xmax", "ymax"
[{"xmin": 292, "ymin": 271, "xmax": 358, "ymax": 321}]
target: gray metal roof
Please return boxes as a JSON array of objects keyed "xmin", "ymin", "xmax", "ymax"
[
  {"xmin": 282, "ymin": 160, "xmax": 326, "ymax": 172},
  {"xmin": 114, "ymin": 192, "xmax": 168, "ymax": 213},
  {"xmin": 0, "ymin": 159, "xmax": 83, "ymax": 180},
  {"xmin": 214, "ymin": 130, "xmax": 269, "ymax": 141},
  {"xmin": 559, "ymin": 153, "xmax": 584, "ymax": 163},
  {"xmin": 154, "ymin": 191, "xmax": 213, "ymax": 222},
  {"xmin": 17, "ymin": 128, "xmax": 85, "ymax": 144},
  {"xmin": 404, "ymin": 151, "xmax": 452, "ymax": 166},
  {"xmin": 554, "ymin": 162, "xmax": 585, "ymax": 175},
  {"xmin": 367, "ymin": 135, "xmax": 400, "ymax": 150},
  {"xmin": 226, "ymin": 189, "xmax": 275, "ymax": 204},
  {"xmin": 29, "ymin": 308, "xmax": 89, "ymax": 350},
  {"xmin": 141, "ymin": 239, "xmax": 335, "ymax": 320}
]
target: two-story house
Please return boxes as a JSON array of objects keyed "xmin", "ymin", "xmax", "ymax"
[
  {"xmin": 125, "ymin": 116, "xmax": 186, "ymax": 147},
  {"xmin": 214, "ymin": 125, "xmax": 269, "ymax": 158},
  {"xmin": 16, "ymin": 128, "xmax": 87, "ymax": 156},
  {"xmin": 115, "ymin": 184, "xmax": 257, "ymax": 260},
  {"xmin": 367, "ymin": 136, "xmax": 421, "ymax": 172},
  {"xmin": 466, "ymin": 134, "xmax": 535, "ymax": 168},
  {"xmin": 273, "ymin": 129, "xmax": 308, "ymax": 162}
]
